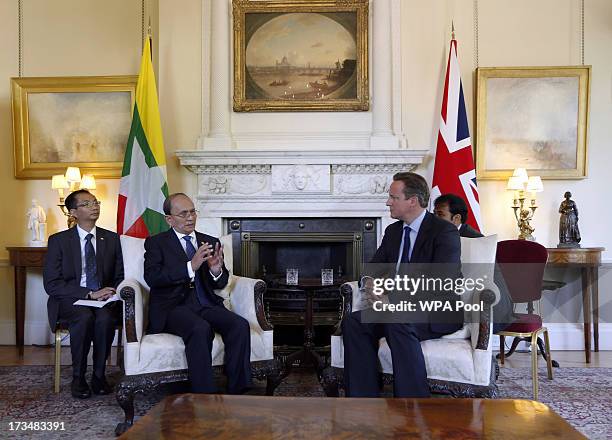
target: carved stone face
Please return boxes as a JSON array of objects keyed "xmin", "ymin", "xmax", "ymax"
[{"xmin": 291, "ymin": 166, "xmax": 310, "ymax": 190}]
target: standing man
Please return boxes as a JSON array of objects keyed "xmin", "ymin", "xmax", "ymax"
[
  {"xmin": 433, "ymin": 193, "xmax": 514, "ymax": 333},
  {"xmin": 342, "ymin": 172, "xmax": 462, "ymax": 398},
  {"xmin": 44, "ymin": 190, "xmax": 124, "ymax": 399},
  {"xmin": 144, "ymin": 193, "xmax": 251, "ymax": 394}
]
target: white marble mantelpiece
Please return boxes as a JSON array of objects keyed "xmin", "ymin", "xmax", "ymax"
[{"xmin": 176, "ymin": 149, "xmax": 426, "ymax": 237}]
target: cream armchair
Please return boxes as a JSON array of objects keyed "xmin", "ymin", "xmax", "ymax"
[
  {"xmin": 320, "ymin": 235, "xmax": 500, "ymax": 398},
  {"xmin": 114, "ymin": 235, "xmax": 282, "ymax": 435}
]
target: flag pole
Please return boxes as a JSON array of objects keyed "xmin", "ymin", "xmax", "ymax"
[
  {"xmin": 148, "ymin": 18, "xmax": 153, "ymax": 62},
  {"xmin": 451, "ymin": 20, "xmax": 455, "ymax": 40}
]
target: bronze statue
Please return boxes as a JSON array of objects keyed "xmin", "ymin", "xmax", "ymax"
[{"xmin": 558, "ymin": 191, "xmax": 581, "ymax": 248}]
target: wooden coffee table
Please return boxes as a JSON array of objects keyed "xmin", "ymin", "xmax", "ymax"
[{"xmin": 118, "ymin": 394, "xmax": 585, "ymax": 439}]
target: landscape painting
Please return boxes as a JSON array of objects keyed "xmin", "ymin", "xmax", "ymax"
[
  {"xmin": 476, "ymin": 66, "xmax": 590, "ymax": 179},
  {"xmin": 233, "ymin": 0, "xmax": 369, "ymax": 112},
  {"xmin": 11, "ymin": 75, "xmax": 136, "ymax": 179}
]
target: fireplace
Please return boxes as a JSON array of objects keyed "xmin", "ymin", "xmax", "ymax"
[
  {"xmin": 177, "ymin": 148, "xmax": 425, "ymax": 352},
  {"xmin": 227, "ymin": 217, "xmax": 377, "ymax": 280},
  {"xmin": 227, "ymin": 217, "xmax": 378, "ymax": 352}
]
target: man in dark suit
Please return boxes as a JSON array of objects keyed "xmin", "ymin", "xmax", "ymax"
[
  {"xmin": 43, "ymin": 189, "xmax": 124, "ymax": 399},
  {"xmin": 433, "ymin": 193, "xmax": 514, "ymax": 332},
  {"xmin": 342, "ymin": 172, "xmax": 462, "ymax": 398},
  {"xmin": 144, "ymin": 193, "xmax": 251, "ymax": 394}
]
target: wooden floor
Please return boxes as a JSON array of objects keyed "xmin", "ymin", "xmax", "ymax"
[{"xmin": 0, "ymin": 345, "xmax": 611, "ymax": 368}]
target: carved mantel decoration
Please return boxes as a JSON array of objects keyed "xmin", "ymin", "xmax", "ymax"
[{"xmin": 176, "ymin": 149, "xmax": 427, "ymax": 236}]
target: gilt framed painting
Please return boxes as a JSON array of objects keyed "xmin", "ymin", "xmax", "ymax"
[
  {"xmin": 232, "ymin": 0, "xmax": 369, "ymax": 112},
  {"xmin": 476, "ymin": 66, "xmax": 590, "ymax": 179}
]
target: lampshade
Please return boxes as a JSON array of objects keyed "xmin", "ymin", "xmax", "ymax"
[
  {"xmin": 51, "ymin": 174, "xmax": 69, "ymax": 189},
  {"xmin": 526, "ymin": 176, "xmax": 544, "ymax": 193},
  {"xmin": 506, "ymin": 176, "xmax": 525, "ymax": 191},
  {"xmin": 65, "ymin": 167, "xmax": 81, "ymax": 183},
  {"xmin": 79, "ymin": 174, "xmax": 97, "ymax": 190},
  {"xmin": 511, "ymin": 168, "xmax": 529, "ymax": 184}
]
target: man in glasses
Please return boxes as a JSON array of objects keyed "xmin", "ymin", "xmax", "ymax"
[
  {"xmin": 43, "ymin": 189, "xmax": 124, "ymax": 399},
  {"xmin": 144, "ymin": 193, "xmax": 251, "ymax": 394}
]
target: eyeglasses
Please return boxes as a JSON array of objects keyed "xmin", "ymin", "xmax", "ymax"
[
  {"xmin": 76, "ymin": 200, "xmax": 101, "ymax": 208},
  {"xmin": 170, "ymin": 209, "xmax": 199, "ymax": 219}
]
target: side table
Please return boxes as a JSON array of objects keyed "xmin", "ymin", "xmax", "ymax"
[{"xmin": 6, "ymin": 246, "xmax": 47, "ymax": 356}]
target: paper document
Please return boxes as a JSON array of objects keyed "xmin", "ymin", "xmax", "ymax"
[{"xmin": 74, "ymin": 292, "xmax": 121, "ymax": 308}]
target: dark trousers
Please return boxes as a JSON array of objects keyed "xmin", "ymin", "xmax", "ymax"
[
  {"xmin": 342, "ymin": 310, "xmax": 445, "ymax": 398},
  {"xmin": 57, "ymin": 298, "xmax": 119, "ymax": 380},
  {"xmin": 164, "ymin": 294, "xmax": 252, "ymax": 394}
]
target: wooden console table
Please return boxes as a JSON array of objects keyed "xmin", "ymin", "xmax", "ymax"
[
  {"xmin": 546, "ymin": 247, "xmax": 604, "ymax": 364},
  {"xmin": 6, "ymin": 246, "xmax": 47, "ymax": 356}
]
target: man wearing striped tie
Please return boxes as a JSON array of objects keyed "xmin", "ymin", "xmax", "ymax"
[
  {"xmin": 44, "ymin": 190, "xmax": 124, "ymax": 399},
  {"xmin": 342, "ymin": 172, "xmax": 462, "ymax": 398}
]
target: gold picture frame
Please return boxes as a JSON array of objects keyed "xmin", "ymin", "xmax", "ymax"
[
  {"xmin": 11, "ymin": 75, "xmax": 137, "ymax": 179},
  {"xmin": 476, "ymin": 66, "xmax": 590, "ymax": 180},
  {"xmin": 232, "ymin": 0, "xmax": 369, "ymax": 112}
]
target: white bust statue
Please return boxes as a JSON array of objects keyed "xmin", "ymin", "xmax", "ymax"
[{"xmin": 27, "ymin": 199, "xmax": 47, "ymax": 245}]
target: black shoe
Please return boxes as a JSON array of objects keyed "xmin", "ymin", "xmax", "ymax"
[
  {"xmin": 91, "ymin": 375, "xmax": 113, "ymax": 395},
  {"xmin": 71, "ymin": 378, "xmax": 91, "ymax": 399}
]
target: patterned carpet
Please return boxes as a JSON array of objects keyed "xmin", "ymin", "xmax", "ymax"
[{"xmin": 0, "ymin": 365, "xmax": 610, "ymax": 439}]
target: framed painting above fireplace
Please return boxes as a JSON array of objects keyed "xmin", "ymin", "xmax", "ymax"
[{"xmin": 232, "ymin": 0, "xmax": 369, "ymax": 112}]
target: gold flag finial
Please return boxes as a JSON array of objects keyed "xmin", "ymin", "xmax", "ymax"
[
  {"xmin": 451, "ymin": 20, "xmax": 455, "ymax": 40},
  {"xmin": 148, "ymin": 17, "xmax": 152, "ymax": 37}
]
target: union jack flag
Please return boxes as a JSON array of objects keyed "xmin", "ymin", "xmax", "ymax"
[{"xmin": 431, "ymin": 38, "xmax": 483, "ymax": 232}]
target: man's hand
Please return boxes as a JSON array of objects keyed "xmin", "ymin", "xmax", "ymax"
[
  {"xmin": 207, "ymin": 242, "xmax": 224, "ymax": 276},
  {"xmin": 360, "ymin": 277, "xmax": 377, "ymax": 305},
  {"xmin": 91, "ymin": 287, "xmax": 115, "ymax": 301},
  {"xmin": 190, "ymin": 242, "xmax": 214, "ymax": 271}
]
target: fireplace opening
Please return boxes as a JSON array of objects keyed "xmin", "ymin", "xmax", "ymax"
[{"xmin": 228, "ymin": 218, "xmax": 378, "ymax": 354}]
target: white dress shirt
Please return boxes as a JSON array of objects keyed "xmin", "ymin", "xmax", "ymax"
[
  {"xmin": 395, "ymin": 209, "xmax": 426, "ymax": 273},
  {"xmin": 172, "ymin": 229, "xmax": 223, "ymax": 281},
  {"xmin": 76, "ymin": 225, "xmax": 97, "ymax": 288}
]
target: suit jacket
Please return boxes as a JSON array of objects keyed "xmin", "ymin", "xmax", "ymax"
[
  {"xmin": 370, "ymin": 211, "xmax": 462, "ymax": 333},
  {"xmin": 43, "ymin": 226, "xmax": 124, "ymax": 329},
  {"xmin": 459, "ymin": 223, "xmax": 483, "ymax": 238},
  {"xmin": 144, "ymin": 228, "xmax": 229, "ymax": 334}
]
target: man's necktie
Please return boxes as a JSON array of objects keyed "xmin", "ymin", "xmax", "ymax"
[
  {"xmin": 400, "ymin": 225, "xmax": 411, "ymax": 264},
  {"xmin": 183, "ymin": 236, "xmax": 212, "ymax": 306},
  {"xmin": 84, "ymin": 234, "xmax": 100, "ymax": 291}
]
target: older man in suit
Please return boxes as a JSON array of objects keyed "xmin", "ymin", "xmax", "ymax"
[
  {"xmin": 342, "ymin": 172, "xmax": 462, "ymax": 398},
  {"xmin": 43, "ymin": 189, "xmax": 124, "ymax": 399},
  {"xmin": 144, "ymin": 193, "xmax": 251, "ymax": 394}
]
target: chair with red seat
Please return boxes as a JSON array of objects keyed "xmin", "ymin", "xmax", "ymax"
[{"xmin": 495, "ymin": 239, "xmax": 553, "ymax": 400}]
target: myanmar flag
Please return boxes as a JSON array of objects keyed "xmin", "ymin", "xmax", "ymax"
[{"xmin": 117, "ymin": 38, "xmax": 169, "ymax": 238}]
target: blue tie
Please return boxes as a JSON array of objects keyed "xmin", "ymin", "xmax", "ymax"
[
  {"xmin": 183, "ymin": 236, "xmax": 212, "ymax": 307},
  {"xmin": 400, "ymin": 225, "xmax": 411, "ymax": 263},
  {"xmin": 84, "ymin": 234, "xmax": 100, "ymax": 291}
]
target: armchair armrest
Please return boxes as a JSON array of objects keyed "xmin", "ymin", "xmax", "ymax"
[
  {"xmin": 475, "ymin": 288, "xmax": 497, "ymax": 350},
  {"xmin": 117, "ymin": 278, "xmax": 145, "ymax": 345},
  {"xmin": 224, "ymin": 276, "xmax": 272, "ymax": 332},
  {"xmin": 333, "ymin": 282, "xmax": 356, "ymax": 336}
]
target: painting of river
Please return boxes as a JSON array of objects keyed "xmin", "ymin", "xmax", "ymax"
[{"xmin": 245, "ymin": 12, "xmax": 357, "ymax": 100}]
